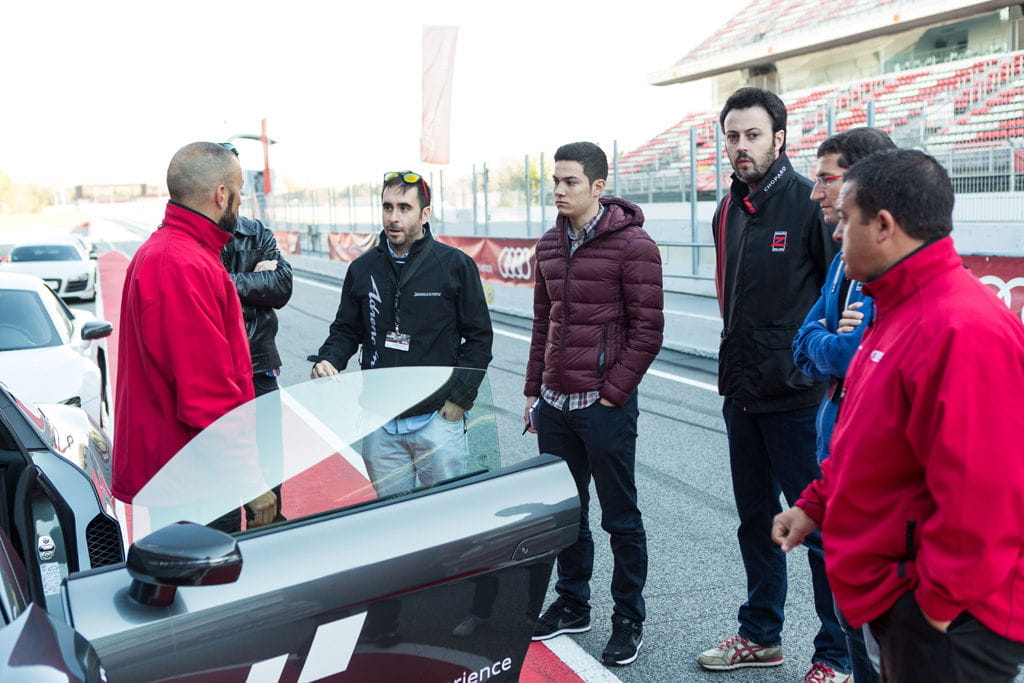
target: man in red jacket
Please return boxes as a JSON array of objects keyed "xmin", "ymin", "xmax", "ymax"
[
  {"xmin": 113, "ymin": 141, "xmax": 276, "ymax": 530},
  {"xmin": 524, "ymin": 141, "xmax": 663, "ymax": 666},
  {"xmin": 773, "ymin": 149, "xmax": 1024, "ymax": 681}
]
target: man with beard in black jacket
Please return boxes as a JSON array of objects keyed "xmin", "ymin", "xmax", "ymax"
[
  {"xmin": 220, "ymin": 142, "xmax": 293, "ymax": 524},
  {"xmin": 309, "ymin": 171, "xmax": 492, "ymax": 499},
  {"xmin": 696, "ymin": 88, "xmax": 848, "ymax": 682}
]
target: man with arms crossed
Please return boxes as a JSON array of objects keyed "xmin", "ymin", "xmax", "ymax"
[
  {"xmin": 113, "ymin": 141, "xmax": 275, "ymax": 529},
  {"xmin": 792, "ymin": 127, "xmax": 895, "ymax": 683},
  {"xmin": 309, "ymin": 171, "xmax": 492, "ymax": 497},
  {"xmin": 774, "ymin": 149, "xmax": 1024, "ymax": 682},
  {"xmin": 698, "ymin": 88, "xmax": 848, "ymax": 682},
  {"xmin": 525, "ymin": 141, "xmax": 663, "ymax": 666}
]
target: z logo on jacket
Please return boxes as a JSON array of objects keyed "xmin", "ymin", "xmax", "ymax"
[{"xmin": 771, "ymin": 231, "xmax": 788, "ymax": 252}]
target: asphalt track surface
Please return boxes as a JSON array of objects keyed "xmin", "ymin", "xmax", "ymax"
[{"xmin": 79, "ymin": 215, "xmax": 831, "ymax": 683}]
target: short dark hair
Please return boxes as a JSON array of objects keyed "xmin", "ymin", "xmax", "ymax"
[
  {"xmin": 845, "ymin": 149, "xmax": 953, "ymax": 241},
  {"xmin": 817, "ymin": 127, "xmax": 896, "ymax": 168},
  {"xmin": 554, "ymin": 141, "xmax": 608, "ymax": 185},
  {"xmin": 166, "ymin": 142, "xmax": 239, "ymax": 204},
  {"xmin": 719, "ymin": 87, "xmax": 788, "ymax": 152},
  {"xmin": 381, "ymin": 170, "xmax": 431, "ymax": 209}
]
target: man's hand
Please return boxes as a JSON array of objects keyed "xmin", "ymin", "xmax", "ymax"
[
  {"xmin": 247, "ymin": 490, "xmax": 277, "ymax": 528},
  {"xmin": 838, "ymin": 301, "xmax": 865, "ymax": 334},
  {"xmin": 254, "ymin": 259, "xmax": 278, "ymax": 272},
  {"xmin": 771, "ymin": 506, "xmax": 818, "ymax": 552},
  {"xmin": 524, "ymin": 396, "xmax": 539, "ymax": 434},
  {"xmin": 599, "ymin": 398, "xmax": 616, "ymax": 407},
  {"xmin": 438, "ymin": 400, "xmax": 465, "ymax": 423},
  {"xmin": 920, "ymin": 605, "xmax": 953, "ymax": 633},
  {"xmin": 310, "ymin": 360, "xmax": 339, "ymax": 379}
]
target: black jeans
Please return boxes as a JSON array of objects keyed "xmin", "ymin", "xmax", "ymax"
[
  {"xmin": 870, "ymin": 590, "xmax": 1024, "ymax": 682},
  {"xmin": 536, "ymin": 392, "xmax": 647, "ymax": 623},
  {"xmin": 247, "ymin": 372, "xmax": 283, "ymax": 523},
  {"xmin": 722, "ymin": 399, "xmax": 849, "ymax": 672}
]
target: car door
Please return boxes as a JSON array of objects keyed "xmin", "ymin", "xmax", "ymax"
[{"xmin": 64, "ymin": 367, "xmax": 580, "ymax": 682}]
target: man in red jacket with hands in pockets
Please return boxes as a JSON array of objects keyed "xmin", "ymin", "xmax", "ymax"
[{"xmin": 773, "ymin": 149, "xmax": 1024, "ymax": 682}]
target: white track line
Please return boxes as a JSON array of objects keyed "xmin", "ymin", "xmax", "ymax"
[{"xmin": 544, "ymin": 636, "xmax": 623, "ymax": 681}]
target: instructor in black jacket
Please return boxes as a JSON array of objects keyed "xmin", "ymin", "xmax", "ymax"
[{"xmin": 309, "ymin": 171, "xmax": 492, "ymax": 498}]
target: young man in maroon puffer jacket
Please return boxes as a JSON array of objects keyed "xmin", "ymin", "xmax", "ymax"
[{"xmin": 524, "ymin": 141, "xmax": 663, "ymax": 666}]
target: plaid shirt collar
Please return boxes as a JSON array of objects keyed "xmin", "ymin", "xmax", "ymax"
[{"xmin": 567, "ymin": 204, "xmax": 605, "ymax": 251}]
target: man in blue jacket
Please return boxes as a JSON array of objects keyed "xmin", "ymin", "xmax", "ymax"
[{"xmin": 792, "ymin": 127, "xmax": 895, "ymax": 683}]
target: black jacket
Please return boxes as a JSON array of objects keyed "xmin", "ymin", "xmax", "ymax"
[
  {"xmin": 221, "ymin": 216, "xmax": 293, "ymax": 374},
  {"xmin": 713, "ymin": 153, "xmax": 836, "ymax": 413},
  {"xmin": 308, "ymin": 224, "xmax": 493, "ymax": 414}
]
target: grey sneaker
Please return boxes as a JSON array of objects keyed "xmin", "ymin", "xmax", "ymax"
[
  {"xmin": 531, "ymin": 598, "xmax": 591, "ymax": 641},
  {"xmin": 452, "ymin": 615, "xmax": 486, "ymax": 638},
  {"xmin": 696, "ymin": 634, "xmax": 784, "ymax": 670}
]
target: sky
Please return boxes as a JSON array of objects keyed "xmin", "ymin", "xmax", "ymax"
[{"xmin": 1, "ymin": 0, "xmax": 749, "ymax": 189}]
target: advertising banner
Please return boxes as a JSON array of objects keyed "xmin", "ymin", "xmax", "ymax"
[
  {"xmin": 325, "ymin": 233, "xmax": 537, "ymax": 288},
  {"xmin": 421, "ymin": 26, "xmax": 459, "ymax": 165},
  {"xmin": 327, "ymin": 233, "xmax": 379, "ymax": 263},
  {"xmin": 436, "ymin": 236, "xmax": 537, "ymax": 288},
  {"xmin": 963, "ymin": 254, "xmax": 1024, "ymax": 322},
  {"xmin": 273, "ymin": 231, "xmax": 300, "ymax": 255}
]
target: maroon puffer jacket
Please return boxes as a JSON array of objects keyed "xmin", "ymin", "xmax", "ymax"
[{"xmin": 525, "ymin": 197, "xmax": 664, "ymax": 406}]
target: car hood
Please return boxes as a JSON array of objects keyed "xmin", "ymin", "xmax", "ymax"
[
  {"xmin": 0, "ymin": 346, "xmax": 92, "ymax": 407},
  {"xmin": 128, "ymin": 366, "xmax": 495, "ymax": 538},
  {"xmin": 2, "ymin": 261, "xmax": 91, "ymax": 278}
]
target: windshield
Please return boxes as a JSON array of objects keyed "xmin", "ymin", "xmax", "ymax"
[
  {"xmin": 10, "ymin": 245, "xmax": 82, "ymax": 262},
  {"xmin": 128, "ymin": 366, "xmax": 499, "ymax": 539},
  {"xmin": 0, "ymin": 289, "xmax": 61, "ymax": 350}
]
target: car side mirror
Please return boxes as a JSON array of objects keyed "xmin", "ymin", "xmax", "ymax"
[
  {"xmin": 81, "ymin": 321, "xmax": 113, "ymax": 340},
  {"xmin": 126, "ymin": 521, "xmax": 243, "ymax": 607}
]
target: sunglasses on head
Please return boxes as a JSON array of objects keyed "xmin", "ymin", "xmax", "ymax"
[
  {"xmin": 219, "ymin": 142, "xmax": 239, "ymax": 157},
  {"xmin": 384, "ymin": 171, "xmax": 430, "ymax": 204}
]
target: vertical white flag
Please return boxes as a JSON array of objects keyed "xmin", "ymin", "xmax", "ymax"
[{"xmin": 421, "ymin": 26, "xmax": 458, "ymax": 165}]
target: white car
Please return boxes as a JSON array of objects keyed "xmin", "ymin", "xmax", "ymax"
[
  {"xmin": 0, "ymin": 272, "xmax": 112, "ymax": 428},
  {"xmin": 2, "ymin": 238, "xmax": 98, "ymax": 301}
]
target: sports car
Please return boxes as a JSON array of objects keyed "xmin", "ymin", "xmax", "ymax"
[
  {"xmin": 0, "ymin": 273, "xmax": 112, "ymax": 428},
  {"xmin": 2, "ymin": 239, "xmax": 98, "ymax": 301},
  {"xmin": 0, "ymin": 366, "xmax": 579, "ymax": 682}
]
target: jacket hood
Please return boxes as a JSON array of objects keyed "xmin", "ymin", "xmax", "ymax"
[{"xmin": 554, "ymin": 197, "xmax": 645, "ymax": 237}]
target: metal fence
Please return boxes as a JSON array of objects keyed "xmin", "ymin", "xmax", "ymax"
[{"xmin": 257, "ymin": 108, "xmax": 1024, "ymax": 282}]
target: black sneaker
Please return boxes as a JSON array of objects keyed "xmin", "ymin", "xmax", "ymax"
[
  {"xmin": 602, "ymin": 616, "xmax": 643, "ymax": 666},
  {"xmin": 531, "ymin": 599, "xmax": 591, "ymax": 641}
]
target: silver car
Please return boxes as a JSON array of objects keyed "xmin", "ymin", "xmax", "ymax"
[{"xmin": 0, "ymin": 366, "xmax": 579, "ymax": 682}]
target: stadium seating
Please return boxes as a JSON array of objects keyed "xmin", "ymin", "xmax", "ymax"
[{"xmin": 615, "ymin": 51, "xmax": 1024, "ymax": 189}]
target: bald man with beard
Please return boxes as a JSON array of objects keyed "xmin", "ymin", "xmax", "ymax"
[{"xmin": 113, "ymin": 141, "xmax": 275, "ymax": 530}]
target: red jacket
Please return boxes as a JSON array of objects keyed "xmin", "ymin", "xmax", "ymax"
[
  {"xmin": 525, "ymin": 198, "xmax": 663, "ymax": 406},
  {"xmin": 112, "ymin": 202, "xmax": 254, "ymax": 501},
  {"xmin": 798, "ymin": 237, "xmax": 1024, "ymax": 640}
]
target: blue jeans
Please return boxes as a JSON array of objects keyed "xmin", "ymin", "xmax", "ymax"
[
  {"xmin": 362, "ymin": 411, "xmax": 468, "ymax": 498},
  {"xmin": 722, "ymin": 399, "xmax": 849, "ymax": 673},
  {"xmin": 537, "ymin": 392, "xmax": 647, "ymax": 623}
]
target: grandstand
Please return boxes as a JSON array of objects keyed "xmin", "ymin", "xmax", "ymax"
[{"xmin": 615, "ymin": 0, "xmax": 1024, "ymax": 198}]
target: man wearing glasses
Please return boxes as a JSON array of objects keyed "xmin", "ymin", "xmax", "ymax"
[
  {"xmin": 308, "ymin": 171, "xmax": 492, "ymax": 497},
  {"xmin": 792, "ymin": 127, "xmax": 896, "ymax": 683}
]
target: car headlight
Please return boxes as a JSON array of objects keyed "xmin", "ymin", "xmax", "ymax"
[
  {"xmin": 68, "ymin": 273, "xmax": 90, "ymax": 284},
  {"xmin": 62, "ymin": 396, "xmax": 82, "ymax": 408}
]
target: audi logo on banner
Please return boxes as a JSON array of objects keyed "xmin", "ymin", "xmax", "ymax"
[
  {"xmin": 979, "ymin": 275, "xmax": 1024, "ymax": 323},
  {"xmin": 498, "ymin": 247, "xmax": 534, "ymax": 280}
]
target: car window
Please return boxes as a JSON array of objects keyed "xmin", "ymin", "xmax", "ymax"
[
  {"xmin": 10, "ymin": 245, "xmax": 82, "ymax": 262},
  {"xmin": 127, "ymin": 367, "xmax": 499, "ymax": 540},
  {"xmin": 0, "ymin": 290, "xmax": 61, "ymax": 351},
  {"xmin": 34, "ymin": 287, "xmax": 73, "ymax": 343}
]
